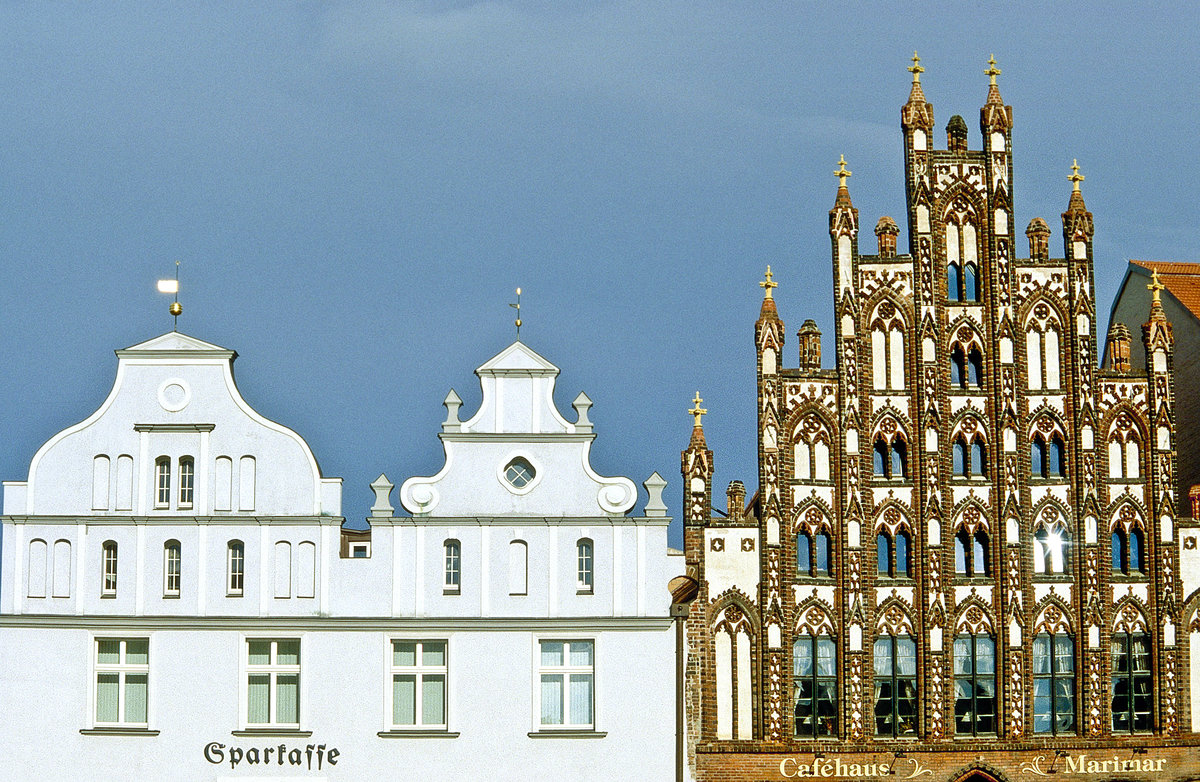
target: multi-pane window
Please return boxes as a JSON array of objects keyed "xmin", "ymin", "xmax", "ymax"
[
  {"xmin": 872, "ymin": 437, "xmax": 907, "ymax": 479},
  {"xmin": 444, "ymin": 540, "xmax": 461, "ymax": 593},
  {"xmin": 246, "ymin": 639, "xmax": 300, "ymax": 728},
  {"xmin": 102, "ymin": 541, "xmax": 118, "ymax": 596},
  {"xmin": 796, "ymin": 531, "xmax": 832, "ymax": 577},
  {"xmin": 95, "ymin": 638, "xmax": 148, "ymax": 727},
  {"xmin": 1033, "ymin": 633, "xmax": 1075, "ymax": 734},
  {"xmin": 870, "ymin": 326, "xmax": 905, "ymax": 391},
  {"xmin": 504, "ymin": 457, "xmax": 535, "ymax": 489},
  {"xmin": 1111, "ymin": 528, "xmax": 1145, "ymax": 575},
  {"xmin": 391, "ymin": 640, "xmax": 447, "ymax": 730},
  {"xmin": 873, "ymin": 635, "xmax": 917, "ymax": 737},
  {"xmin": 539, "ymin": 640, "xmax": 594, "ymax": 729},
  {"xmin": 1108, "ymin": 436, "xmax": 1141, "ymax": 479},
  {"xmin": 576, "ymin": 538, "xmax": 593, "ymax": 593},
  {"xmin": 954, "ymin": 529, "xmax": 989, "ymax": 576},
  {"xmin": 1033, "ymin": 526, "xmax": 1069, "ymax": 574},
  {"xmin": 163, "ymin": 541, "xmax": 181, "ymax": 597},
  {"xmin": 953, "ymin": 634, "xmax": 996, "ymax": 735},
  {"xmin": 178, "ymin": 457, "xmax": 194, "ymax": 508},
  {"xmin": 793, "ymin": 636, "xmax": 836, "ymax": 737},
  {"xmin": 1031, "ymin": 433, "xmax": 1065, "ymax": 478},
  {"xmin": 1111, "ymin": 632, "xmax": 1152, "ymax": 733},
  {"xmin": 952, "ymin": 436, "xmax": 987, "ymax": 478},
  {"xmin": 227, "ymin": 541, "xmax": 245, "ymax": 596},
  {"xmin": 154, "ymin": 457, "xmax": 171, "ymax": 508},
  {"xmin": 1026, "ymin": 327, "xmax": 1062, "ymax": 390},
  {"xmin": 950, "ymin": 345, "xmax": 984, "ymax": 388},
  {"xmin": 876, "ymin": 530, "xmax": 911, "ymax": 578}
]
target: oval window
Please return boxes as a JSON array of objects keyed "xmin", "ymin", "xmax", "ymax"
[{"xmin": 504, "ymin": 457, "xmax": 535, "ymax": 489}]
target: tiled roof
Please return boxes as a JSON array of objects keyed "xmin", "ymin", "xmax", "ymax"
[{"xmin": 1130, "ymin": 260, "xmax": 1200, "ymax": 322}]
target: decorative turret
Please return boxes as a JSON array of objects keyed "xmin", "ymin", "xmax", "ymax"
[
  {"xmin": 726, "ymin": 480, "xmax": 745, "ymax": 522},
  {"xmin": 1026, "ymin": 218, "xmax": 1050, "ymax": 260},
  {"xmin": 901, "ymin": 51, "xmax": 934, "ymax": 133},
  {"xmin": 1105, "ymin": 321, "xmax": 1132, "ymax": 373},
  {"xmin": 682, "ymin": 392, "xmax": 713, "ymax": 528},
  {"xmin": 830, "ymin": 156, "xmax": 860, "ymax": 299},
  {"xmin": 875, "ymin": 216, "xmax": 899, "ymax": 257},
  {"xmin": 1062, "ymin": 160, "xmax": 1094, "ymax": 253},
  {"xmin": 980, "ymin": 54, "xmax": 1012, "ymax": 135},
  {"xmin": 946, "ymin": 114, "xmax": 968, "ymax": 152},
  {"xmin": 796, "ymin": 319, "xmax": 821, "ymax": 371}
]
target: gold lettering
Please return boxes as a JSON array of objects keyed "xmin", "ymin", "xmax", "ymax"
[
  {"xmin": 780, "ymin": 758, "xmax": 797, "ymax": 778},
  {"xmin": 848, "ymin": 764, "xmax": 862, "ymax": 776},
  {"xmin": 1066, "ymin": 755, "xmax": 1084, "ymax": 774},
  {"xmin": 1157, "ymin": 759, "xmax": 1167, "ymax": 772}
]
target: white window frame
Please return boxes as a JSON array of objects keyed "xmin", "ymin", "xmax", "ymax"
[
  {"xmin": 535, "ymin": 638, "xmax": 597, "ymax": 732},
  {"xmin": 101, "ymin": 540, "xmax": 118, "ymax": 596},
  {"xmin": 241, "ymin": 637, "xmax": 302, "ymax": 731},
  {"xmin": 227, "ymin": 540, "xmax": 245, "ymax": 596},
  {"xmin": 178, "ymin": 457, "xmax": 194, "ymax": 509},
  {"xmin": 154, "ymin": 457, "xmax": 171, "ymax": 509},
  {"xmin": 163, "ymin": 540, "xmax": 181, "ymax": 597},
  {"xmin": 91, "ymin": 636, "xmax": 150, "ymax": 729},
  {"xmin": 444, "ymin": 540, "xmax": 461, "ymax": 594},
  {"xmin": 386, "ymin": 638, "xmax": 449, "ymax": 731},
  {"xmin": 576, "ymin": 538, "xmax": 594, "ymax": 594}
]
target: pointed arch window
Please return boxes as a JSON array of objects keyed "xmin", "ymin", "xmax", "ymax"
[
  {"xmin": 1110, "ymin": 527, "xmax": 1145, "ymax": 575},
  {"xmin": 953, "ymin": 435, "xmax": 987, "ymax": 478},
  {"xmin": 796, "ymin": 530, "xmax": 833, "ymax": 578},
  {"xmin": 963, "ymin": 262, "xmax": 979, "ymax": 302},
  {"xmin": 1031, "ymin": 433, "xmax": 1066, "ymax": 479},
  {"xmin": 1111, "ymin": 632, "xmax": 1152, "ymax": 732},
  {"xmin": 871, "ymin": 324, "xmax": 906, "ymax": 391},
  {"xmin": 1108, "ymin": 428, "xmax": 1141, "ymax": 480},
  {"xmin": 793, "ymin": 635, "xmax": 837, "ymax": 737},
  {"xmin": 954, "ymin": 529, "xmax": 989, "ymax": 576},
  {"xmin": 1026, "ymin": 323, "xmax": 1062, "ymax": 390},
  {"xmin": 1033, "ymin": 525, "xmax": 1069, "ymax": 574},
  {"xmin": 876, "ymin": 530, "xmax": 911, "ymax": 579},
  {"xmin": 948, "ymin": 261, "xmax": 962, "ymax": 302}
]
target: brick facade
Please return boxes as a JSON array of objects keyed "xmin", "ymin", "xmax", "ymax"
[{"xmin": 682, "ymin": 58, "xmax": 1200, "ymax": 782}]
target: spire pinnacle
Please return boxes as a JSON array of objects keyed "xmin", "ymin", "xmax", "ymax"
[
  {"xmin": 156, "ymin": 260, "xmax": 183, "ymax": 330},
  {"xmin": 907, "ymin": 51, "xmax": 924, "ymax": 83},
  {"xmin": 689, "ymin": 391, "xmax": 707, "ymax": 428},
  {"xmin": 984, "ymin": 54, "xmax": 1001, "ymax": 85},
  {"xmin": 1068, "ymin": 159, "xmax": 1084, "ymax": 192},
  {"xmin": 759, "ymin": 265, "xmax": 778, "ymax": 300},
  {"xmin": 509, "ymin": 287, "xmax": 523, "ymax": 340},
  {"xmin": 1147, "ymin": 269, "xmax": 1165, "ymax": 306},
  {"xmin": 835, "ymin": 155, "xmax": 851, "ymax": 187}
]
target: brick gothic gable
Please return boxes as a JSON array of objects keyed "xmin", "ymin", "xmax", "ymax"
[{"xmin": 683, "ymin": 59, "xmax": 1199, "ymax": 782}]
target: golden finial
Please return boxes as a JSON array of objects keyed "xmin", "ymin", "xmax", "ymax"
[
  {"xmin": 759, "ymin": 265, "xmax": 778, "ymax": 299},
  {"xmin": 907, "ymin": 51, "xmax": 924, "ymax": 83},
  {"xmin": 1147, "ymin": 269, "xmax": 1165, "ymax": 305},
  {"xmin": 509, "ymin": 287, "xmax": 522, "ymax": 340},
  {"xmin": 984, "ymin": 54, "xmax": 1001, "ymax": 85},
  {"xmin": 834, "ymin": 155, "xmax": 852, "ymax": 186},
  {"xmin": 1068, "ymin": 159, "xmax": 1084, "ymax": 192},
  {"xmin": 689, "ymin": 391, "xmax": 707, "ymax": 427},
  {"xmin": 156, "ymin": 260, "xmax": 182, "ymax": 330}
]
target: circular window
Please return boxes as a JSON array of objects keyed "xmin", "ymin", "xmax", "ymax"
[{"xmin": 504, "ymin": 457, "xmax": 536, "ymax": 489}]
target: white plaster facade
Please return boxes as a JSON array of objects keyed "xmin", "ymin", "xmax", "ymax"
[{"xmin": 0, "ymin": 334, "xmax": 678, "ymax": 781}]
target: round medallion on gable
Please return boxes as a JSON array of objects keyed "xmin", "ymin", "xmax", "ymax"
[{"xmin": 157, "ymin": 379, "xmax": 192, "ymax": 412}]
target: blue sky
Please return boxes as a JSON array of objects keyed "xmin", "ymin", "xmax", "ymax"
[{"xmin": 1, "ymin": 3, "xmax": 1195, "ymax": 546}]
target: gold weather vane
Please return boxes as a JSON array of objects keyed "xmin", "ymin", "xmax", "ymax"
[
  {"xmin": 1148, "ymin": 269, "xmax": 1165, "ymax": 305},
  {"xmin": 689, "ymin": 392, "xmax": 707, "ymax": 427},
  {"xmin": 985, "ymin": 54, "xmax": 1001, "ymax": 85},
  {"xmin": 835, "ymin": 155, "xmax": 852, "ymax": 186},
  {"xmin": 509, "ymin": 287, "xmax": 522, "ymax": 340},
  {"xmin": 1069, "ymin": 159, "xmax": 1085, "ymax": 192},
  {"xmin": 760, "ymin": 266, "xmax": 778, "ymax": 299},
  {"xmin": 156, "ymin": 261, "xmax": 182, "ymax": 330},
  {"xmin": 908, "ymin": 51, "xmax": 924, "ymax": 82}
]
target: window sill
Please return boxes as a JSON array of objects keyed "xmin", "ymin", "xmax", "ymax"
[
  {"xmin": 232, "ymin": 729, "xmax": 312, "ymax": 738},
  {"xmin": 163, "ymin": 593, "xmax": 180, "ymax": 600},
  {"xmin": 528, "ymin": 730, "xmax": 606, "ymax": 739},
  {"xmin": 443, "ymin": 588, "xmax": 460, "ymax": 596},
  {"xmin": 377, "ymin": 730, "xmax": 460, "ymax": 739},
  {"xmin": 100, "ymin": 593, "xmax": 116, "ymax": 599},
  {"xmin": 80, "ymin": 727, "xmax": 159, "ymax": 736},
  {"xmin": 576, "ymin": 589, "xmax": 594, "ymax": 596},
  {"xmin": 226, "ymin": 593, "xmax": 244, "ymax": 598}
]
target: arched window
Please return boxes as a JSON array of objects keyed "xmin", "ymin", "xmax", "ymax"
[
  {"xmin": 953, "ymin": 437, "xmax": 967, "ymax": 476},
  {"xmin": 954, "ymin": 435, "xmax": 986, "ymax": 478},
  {"xmin": 963, "ymin": 262, "xmax": 979, "ymax": 302},
  {"xmin": 1033, "ymin": 633, "xmax": 1075, "ymax": 734},
  {"xmin": 951, "ymin": 346, "xmax": 966, "ymax": 387},
  {"xmin": 1031, "ymin": 433, "xmax": 1066, "ymax": 479},
  {"xmin": 1111, "ymin": 632, "xmax": 1152, "ymax": 732},
  {"xmin": 1026, "ymin": 322, "xmax": 1062, "ymax": 390},
  {"xmin": 576, "ymin": 538, "xmax": 594, "ymax": 593},
  {"xmin": 227, "ymin": 540, "xmax": 245, "ymax": 596},
  {"xmin": 1108, "ymin": 426, "xmax": 1142, "ymax": 479},
  {"xmin": 871, "ymin": 324, "xmax": 906, "ymax": 391},
  {"xmin": 154, "ymin": 457, "xmax": 171, "ymax": 509},
  {"xmin": 1111, "ymin": 527, "xmax": 1145, "ymax": 575},
  {"xmin": 27, "ymin": 539, "xmax": 47, "ymax": 598},
  {"xmin": 970, "ymin": 438, "xmax": 986, "ymax": 477},
  {"xmin": 873, "ymin": 438, "xmax": 887, "ymax": 476},
  {"xmin": 444, "ymin": 540, "xmax": 461, "ymax": 593},
  {"xmin": 953, "ymin": 633, "xmax": 995, "ymax": 735},
  {"xmin": 874, "ymin": 635, "xmax": 918, "ymax": 736},
  {"xmin": 509, "ymin": 540, "xmax": 528, "ymax": 595},
  {"xmin": 954, "ymin": 529, "xmax": 989, "ymax": 576},
  {"xmin": 968, "ymin": 347, "xmax": 983, "ymax": 387},
  {"xmin": 794, "ymin": 635, "xmax": 837, "ymax": 737},
  {"xmin": 178, "ymin": 457, "xmax": 194, "ymax": 509},
  {"xmin": 163, "ymin": 540, "xmax": 181, "ymax": 597},
  {"xmin": 877, "ymin": 530, "xmax": 910, "ymax": 578},
  {"xmin": 948, "ymin": 260, "xmax": 962, "ymax": 302},
  {"xmin": 890, "ymin": 439, "xmax": 907, "ymax": 479},
  {"xmin": 1033, "ymin": 525, "xmax": 1069, "ymax": 574},
  {"xmin": 797, "ymin": 531, "xmax": 832, "ymax": 578},
  {"xmin": 102, "ymin": 541, "xmax": 118, "ymax": 596}
]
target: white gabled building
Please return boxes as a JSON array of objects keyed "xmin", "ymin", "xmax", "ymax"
[{"xmin": 0, "ymin": 333, "xmax": 679, "ymax": 781}]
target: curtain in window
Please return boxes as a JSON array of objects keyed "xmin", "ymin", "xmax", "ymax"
[
  {"xmin": 569, "ymin": 674, "xmax": 593, "ymax": 725},
  {"xmin": 541, "ymin": 676, "xmax": 563, "ymax": 724},
  {"xmin": 393, "ymin": 675, "xmax": 416, "ymax": 724},
  {"xmin": 125, "ymin": 674, "xmax": 148, "ymax": 723},
  {"xmin": 248, "ymin": 675, "xmax": 270, "ymax": 723},
  {"xmin": 276, "ymin": 675, "xmax": 299, "ymax": 724},
  {"xmin": 96, "ymin": 674, "xmax": 119, "ymax": 722}
]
